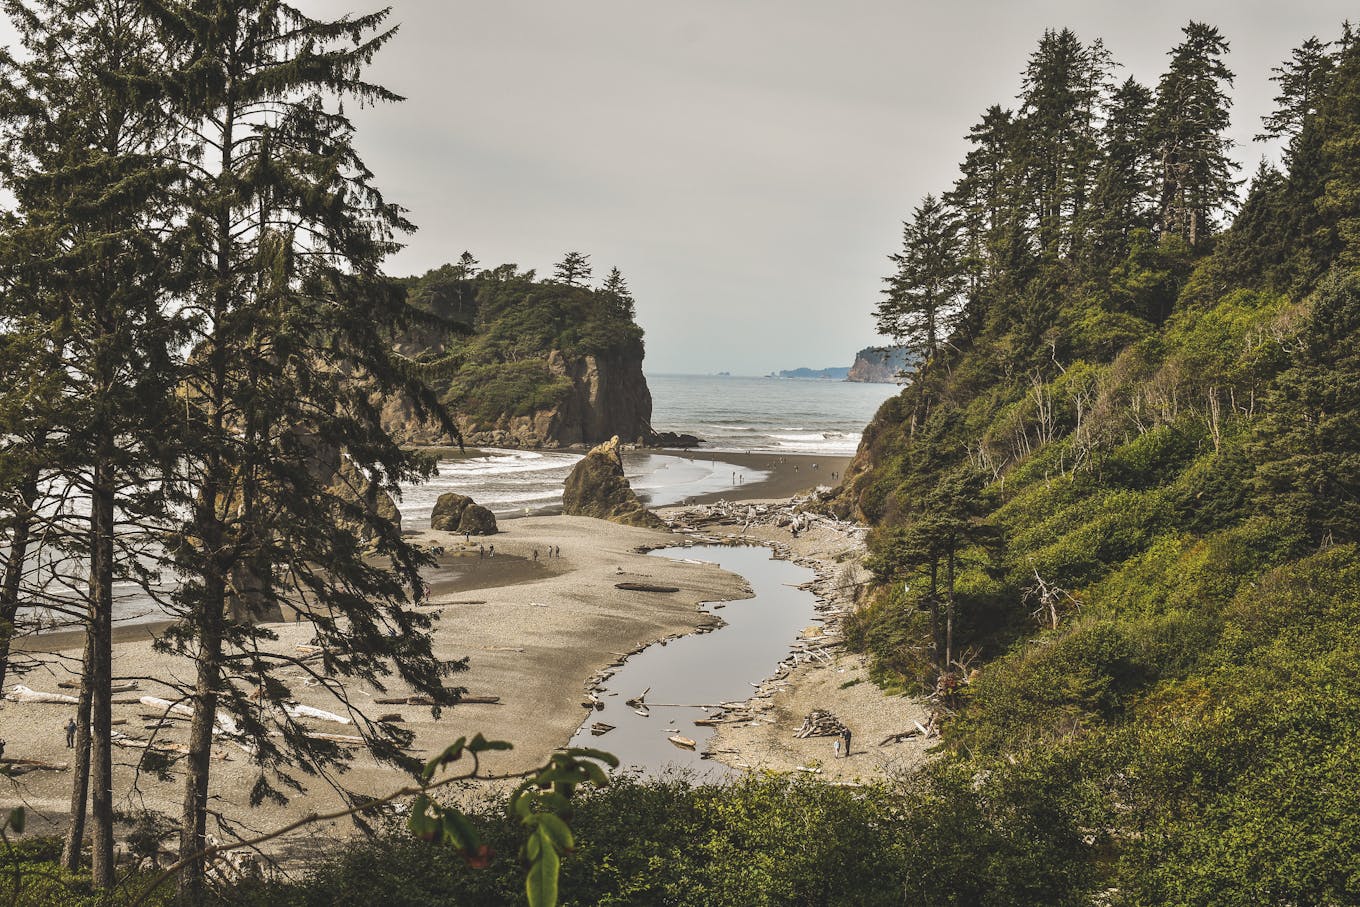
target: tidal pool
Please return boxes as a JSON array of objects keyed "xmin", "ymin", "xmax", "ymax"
[{"xmin": 568, "ymin": 544, "xmax": 818, "ymax": 776}]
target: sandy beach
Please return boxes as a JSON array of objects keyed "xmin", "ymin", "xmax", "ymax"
[
  {"xmin": 0, "ymin": 450, "xmax": 918, "ymax": 862},
  {"xmin": 636, "ymin": 448, "xmax": 851, "ymax": 506}
]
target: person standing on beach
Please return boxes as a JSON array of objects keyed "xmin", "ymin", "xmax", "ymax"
[
  {"xmin": 478, "ymin": 545, "xmax": 485, "ymax": 559},
  {"xmin": 66, "ymin": 718, "xmax": 77, "ymax": 748},
  {"xmin": 840, "ymin": 726, "xmax": 852, "ymax": 757},
  {"xmin": 533, "ymin": 549, "xmax": 539, "ymax": 562}
]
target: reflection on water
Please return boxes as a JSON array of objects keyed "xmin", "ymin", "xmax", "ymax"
[{"xmin": 568, "ymin": 545, "xmax": 817, "ymax": 777}]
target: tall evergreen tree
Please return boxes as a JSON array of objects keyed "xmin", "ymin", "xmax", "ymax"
[
  {"xmin": 1086, "ymin": 78, "xmax": 1157, "ymax": 267},
  {"xmin": 600, "ymin": 266, "xmax": 635, "ymax": 319},
  {"xmin": 142, "ymin": 2, "xmax": 462, "ymax": 898},
  {"xmin": 552, "ymin": 250, "xmax": 592, "ymax": 287},
  {"xmin": 946, "ymin": 105, "xmax": 1026, "ymax": 316},
  {"xmin": 1016, "ymin": 29, "xmax": 1113, "ymax": 260},
  {"xmin": 877, "ymin": 195, "xmax": 967, "ymax": 367},
  {"xmin": 1259, "ymin": 36, "xmax": 1336, "ymax": 150},
  {"xmin": 1149, "ymin": 22, "xmax": 1239, "ymax": 249},
  {"xmin": 0, "ymin": 0, "xmax": 180, "ymax": 885}
]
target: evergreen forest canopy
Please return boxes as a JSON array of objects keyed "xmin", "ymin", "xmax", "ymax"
[{"xmin": 397, "ymin": 251, "xmax": 645, "ymax": 426}]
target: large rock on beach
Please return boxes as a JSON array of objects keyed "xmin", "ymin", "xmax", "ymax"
[
  {"xmin": 430, "ymin": 492, "xmax": 474, "ymax": 531},
  {"xmin": 458, "ymin": 503, "xmax": 498, "ymax": 535},
  {"xmin": 561, "ymin": 435, "xmax": 665, "ymax": 529},
  {"xmin": 431, "ymin": 492, "xmax": 497, "ymax": 535}
]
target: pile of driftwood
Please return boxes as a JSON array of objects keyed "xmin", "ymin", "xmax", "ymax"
[
  {"xmin": 793, "ymin": 709, "xmax": 847, "ymax": 739},
  {"xmin": 664, "ymin": 492, "xmax": 866, "ymax": 540}
]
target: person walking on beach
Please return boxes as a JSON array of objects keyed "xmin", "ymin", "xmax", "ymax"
[
  {"xmin": 478, "ymin": 544, "xmax": 485, "ymax": 559},
  {"xmin": 840, "ymin": 726, "xmax": 852, "ymax": 757},
  {"xmin": 533, "ymin": 548, "xmax": 539, "ymax": 562},
  {"xmin": 489, "ymin": 545, "xmax": 495, "ymax": 558},
  {"xmin": 66, "ymin": 718, "xmax": 77, "ymax": 748}
]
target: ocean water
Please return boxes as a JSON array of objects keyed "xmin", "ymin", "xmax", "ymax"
[
  {"xmin": 647, "ymin": 373, "xmax": 901, "ymax": 456},
  {"xmin": 396, "ymin": 374, "xmax": 902, "ymax": 523}
]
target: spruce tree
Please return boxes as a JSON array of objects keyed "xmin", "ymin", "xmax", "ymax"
[
  {"xmin": 877, "ymin": 195, "xmax": 967, "ymax": 367},
  {"xmin": 1086, "ymin": 78, "xmax": 1157, "ymax": 268},
  {"xmin": 600, "ymin": 266, "xmax": 635, "ymax": 319},
  {"xmin": 0, "ymin": 0, "xmax": 180, "ymax": 885},
  {"xmin": 142, "ymin": 2, "xmax": 462, "ymax": 898},
  {"xmin": 1016, "ymin": 29, "xmax": 1113, "ymax": 260},
  {"xmin": 1149, "ymin": 22, "xmax": 1240, "ymax": 249},
  {"xmin": 552, "ymin": 250, "xmax": 592, "ymax": 286}
]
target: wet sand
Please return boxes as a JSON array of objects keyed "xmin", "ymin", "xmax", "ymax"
[
  {"xmin": 641, "ymin": 449, "xmax": 851, "ymax": 506},
  {"xmin": 0, "ymin": 516, "xmax": 749, "ymax": 848}
]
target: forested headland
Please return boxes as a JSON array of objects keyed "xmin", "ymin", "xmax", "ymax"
[{"xmin": 382, "ymin": 253, "xmax": 654, "ymax": 449}]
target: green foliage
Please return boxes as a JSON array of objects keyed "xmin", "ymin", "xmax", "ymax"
[
  {"xmin": 401, "ymin": 265, "xmax": 646, "ymax": 429},
  {"xmin": 840, "ymin": 16, "xmax": 1360, "ymax": 907}
]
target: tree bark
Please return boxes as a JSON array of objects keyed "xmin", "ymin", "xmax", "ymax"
[
  {"xmin": 89, "ymin": 454, "xmax": 116, "ymax": 887},
  {"xmin": 61, "ymin": 631, "xmax": 93, "ymax": 871},
  {"xmin": 0, "ymin": 449, "xmax": 43, "ymax": 692}
]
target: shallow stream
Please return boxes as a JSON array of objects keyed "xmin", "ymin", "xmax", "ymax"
[{"xmin": 567, "ymin": 544, "xmax": 819, "ymax": 776}]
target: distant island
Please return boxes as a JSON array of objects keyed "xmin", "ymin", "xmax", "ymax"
[{"xmin": 771, "ymin": 346, "xmax": 909, "ymax": 383}]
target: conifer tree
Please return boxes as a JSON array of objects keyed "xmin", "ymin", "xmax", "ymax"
[
  {"xmin": 0, "ymin": 0, "xmax": 180, "ymax": 885},
  {"xmin": 142, "ymin": 2, "xmax": 463, "ymax": 898},
  {"xmin": 1149, "ymin": 22, "xmax": 1239, "ymax": 249},
  {"xmin": 1086, "ymin": 78, "xmax": 1157, "ymax": 267},
  {"xmin": 877, "ymin": 195, "xmax": 966, "ymax": 366},
  {"xmin": 552, "ymin": 250, "xmax": 592, "ymax": 287},
  {"xmin": 946, "ymin": 105, "xmax": 1026, "ymax": 310},
  {"xmin": 600, "ymin": 266, "xmax": 635, "ymax": 319},
  {"xmin": 1016, "ymin": 29, "xmax": 1113, "ymax": 259},
  {"xmin": 1259, "ymin": 36, "xmax": 1336, "ymax": 149},
  {"xmin": 452, "ymin": 250, "xmax": 480, "ymax": 278}
]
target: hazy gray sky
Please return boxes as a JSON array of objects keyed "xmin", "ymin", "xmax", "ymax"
[{"xmin": 7, "ymin": 3, "xmax": 1358, "ymax": 373}]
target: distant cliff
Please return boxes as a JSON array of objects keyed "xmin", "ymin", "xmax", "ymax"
[
  {"xmin": 846, "ymin": 346, "xmax": 910, "ymax": 383},
  {"xmin": 774, "ymin": 366, "xmax": 852, "ymax": 380},
  {"xmin": 381, "ymin": 261, "xmax": 653, "ymax": 448}
]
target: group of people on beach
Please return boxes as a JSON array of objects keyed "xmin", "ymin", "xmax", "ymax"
[
  {"xmin": 833, "ymin": 726, "xmax": 853, "ymax": 758},
  {"xmin": 532, "ymin": 546, "xmax": 562, "ymax": 561}
]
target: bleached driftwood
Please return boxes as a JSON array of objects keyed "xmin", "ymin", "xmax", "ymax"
[{"xmin": 5, "ymin": 685, "xmax": 78, "ymax": 704}]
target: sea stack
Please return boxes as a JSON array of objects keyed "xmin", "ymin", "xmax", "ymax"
[{"xmin": 561, "ymin": 435, "xmax": 665, "ymax": 529}]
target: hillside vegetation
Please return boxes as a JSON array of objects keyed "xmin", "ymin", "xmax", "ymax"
[
  {"xmin": 391, "ymin": 254, "xmax": 648, "ymax": 441},
  {"xmin": 835, "ymin": 20, "xmax": 1360, "ymax": 904}
]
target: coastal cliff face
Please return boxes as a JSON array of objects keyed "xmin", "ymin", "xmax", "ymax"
[
  {"xmin": 380, "ymin": 347, "xmax": 652, "ymax": 448},
  {"xmin": 380, "ymin": 262, "xmax": 653, "ymax": 448},
  {"xmin": 845, "ymin": 346, "xmax": 909, "ymax": 383}
]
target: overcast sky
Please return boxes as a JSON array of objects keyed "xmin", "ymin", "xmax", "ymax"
[{"xmin": 6, "ymin": 3, "xmax": 1358, "ymax": 373}]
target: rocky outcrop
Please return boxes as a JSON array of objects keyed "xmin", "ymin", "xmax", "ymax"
[
  {"xmin": 457, "ymin": 504, "xmax": 498, "ymax": 535},
  {"xmin": 380, "ymin": 348, "xmax": 653, "ymax": 449},
  {"xmin": 561, "ymin": 436, "xmax": 665, "ymax": 529},
  {"xmin": 430, "ymin": 492, "xmax": 497, "ymax": 534},
  {"xmin": 642, "ymin": 430, "xmax": 702, "ymax": 449},
  {"xmin": 846, "ymin": 346, "xmax": 910, "ymax": 383},
  {"xmin": 430, "ymin": 493, "xmax": 474, "ymax": 531}
]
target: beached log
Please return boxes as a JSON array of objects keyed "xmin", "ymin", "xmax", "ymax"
[
  {"xmin": 375, "ymin": 713, "xmax": 403, "ymax": 723},
  {"xmin": 668, "ymin": 734, "xmax": 697, "ymax": 749},
  {"xmin": 0, "ymin": 758, "xmax": 69, "ymax": 774},
  {"xmin": 284, "ymin": 704, "xmax": 352, "ymax": 725},
  {"xmin": 5, "ymin": 684, "xmax": 79, "ymax": 704},
  {"xmin": 140, "ymin": 696, "xmax": 241, "ymax": 736},
  {"xmin": 877, "ymin": 730, "xmax": 920, "ymax": 746},
  {"xmin": 372, "ymin": 694, "xmax": 499, "ymax": 706},
  {"xmin": 615, "ymin": 582, "xmax": 680, "ymax": 593},
  {"xmin": 58, "ymin": 679, "xmax": 138, "ymax": 693},
  {"xmin": 589, "ymin": 722, "xmax": 615, "ymax": 736}
]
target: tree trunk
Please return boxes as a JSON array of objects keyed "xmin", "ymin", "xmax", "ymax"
[
  {"xmin": 0, "ymin": 450, "xmax": 43, "ymax": 692},
  {"xmin": 61, "ymin": 631, "xmax": 93, "ymax": 872},
  {"xmin": 928, "ymin": 558, "xmax": 943, "ymax": 668},
  {"xmin": 89, "ymin": 455, "xmax": 116, "ymax": 887},
  {"xmin": 177, "ymin": 560, "xmax": 224, "ymax": 902},
  {"xmin": 945, "ymin": 546, "xmax": 957, "ymax": 670}
]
